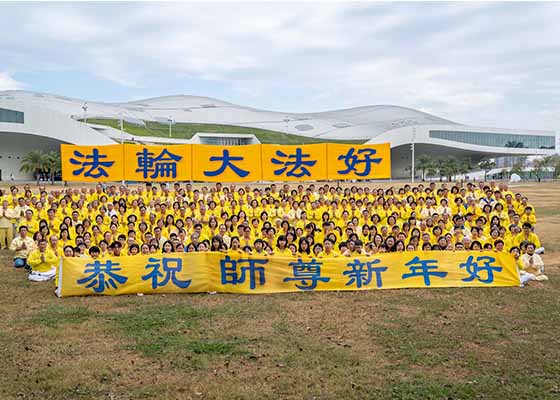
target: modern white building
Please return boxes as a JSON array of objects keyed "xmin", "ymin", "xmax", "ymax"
[{"xmin": 0, "ymin": 90, "xmax": 556, "ymax": 180}]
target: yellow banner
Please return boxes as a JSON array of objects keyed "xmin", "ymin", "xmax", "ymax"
[
  {"xmin": 58, "ymin": 251, "xmax": 520, "ymax": 297},
  {"xmin": 327, "ymin": 143, "xmax": 392, "ymax": 180},
  {"xmin": 61, "ymin": 144, "xmax": 124, "ymax": 182},
  {"xmin": 261, "ymin": 144, "xmax": 327, "ymax": 181},
  {"xmin": 61, "ymin": 143, "xmax": 393, "ymax": 182},
  {"xmin": 191, "ymin": 144, "xmax": 262, "ymax": 182},
  {"xmin": 123, "ymin": 144, "xmax": 192, "ymax": 182}
]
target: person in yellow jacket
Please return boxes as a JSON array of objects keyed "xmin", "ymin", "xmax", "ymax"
[{"xmin": 27, "ymin": 239, "xmax": 58, "ymax": 282}]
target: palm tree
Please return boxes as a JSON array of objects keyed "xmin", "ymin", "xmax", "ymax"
[
  {"xmin": 532, "ymin": 159, "xmax": 545, "ymax": 182},
  {"xmin": 43, "ymin": 151, "xmax": 61, "ymax": 185},
  {"xmin": 20, "ymin": 150, "xmax": 46, "ymax": 185},
  {"xmin": 434, "ymin": 158, "xmax": 447, "ymax": 182},
  {"xmin": 442, "ymin": 157, "xmax": 460, "ymax": 182},
  {"xmin": 416, "ymin": 155, "xmax": 433, "ymax": 181},
  {"xmin": 457, "ymin": 157, "xmax": 472, "ymax": 178},
  {"xmin": 477, "ymin": 158, "xmax": 496, "ymax": 181}
]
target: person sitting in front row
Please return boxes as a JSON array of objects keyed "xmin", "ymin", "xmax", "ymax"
[
  {"xmin": 9, "ymin": 226, "xmax": 35, "ymax": 269},
  {"xmin": 27, "ymin": 239, "xmax": 58, "ymax": 282},
  {"xmin": 520, "ymin": 243, "xmax": 548, "ymax": 282}
]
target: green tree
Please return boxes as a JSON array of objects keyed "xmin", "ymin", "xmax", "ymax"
[
  {"xmin": 510, "ymin": 157, "xmax": 526, "ymax": 179},
  {"xmin": 549, "ymin": 155, "xmax": 560, "ymax": 178},
  {"xmin": 43, "ymin": 151, "xmax": 61, "ymax": 185},
  {"xmin": 426, "ymin": 161, "xmax": 439, "ymax": 180},
  {"xmin": 441, "ymin": 157, "xmax": 461, "ymax": 182},
  {"xmin": 20, "ymin": 150, "xmax": 46, "ymax": 185},
  {"xmin": 533, "ymin": 159, "xmax": 545, "ymax": 182},
  {"xmin": 434, "ymin": 158, "xmax": 447, "ymax": 182},
  {"xmin": 457, "ymin": 157, "xmax": 472, "ymax": 177},
  {"xmin": 477, "ymin": 158, "xmax": 496, "ymax": 181},
  {"xmin": 416, "ymin": 155, "xmax": 433, "ymax": 181}
]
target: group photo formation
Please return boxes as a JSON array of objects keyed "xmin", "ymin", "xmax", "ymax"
[
  {"xmin": 1, "ymin": 2, "xmax": 559, "ymax": 399},
  {"xmin": 0, "ymin": 180, "xmax": 548, "ymax": 286}
]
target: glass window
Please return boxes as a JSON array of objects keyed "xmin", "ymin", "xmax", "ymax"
[
  {"xmin": 0, "ymin": 108, "xmax": 24, "ymax": 124},
  {"xmin": 429, "ymin": 130, "xmax": 555, "ymax": 149}
]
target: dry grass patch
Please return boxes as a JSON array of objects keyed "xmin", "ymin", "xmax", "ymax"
[{"xmin": 0, "ymin": 182, "xmax": 559, "ymax": 399}]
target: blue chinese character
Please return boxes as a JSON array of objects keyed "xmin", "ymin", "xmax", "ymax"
[
  {"xmin": 70, "ymin": 149, "xmax": 115, "ymax": 178},
  {"xmin": 337, "ymin": 148, "xmax": 382, "ymax": 176},
  {"xmin": 343, "ymin": 258, "xmax": 387, "ymax": 288},
  {"xmin": 220, "ymin": 255, "xmax": 266, "ymax": 289},
  {"xmin": 136, "ymin": 148, "xmax": 182, "ymax": 179},
  {"xmin": 141, "ymin": 257, "xmax": 191, "ymax": 289},
  {"xmin": 402, "ymin": 256, "xmax": 447, "ymax": 286},
  {"xmin": 283, "ymin": 258, "xmax": 330, "ymax": 290},
  {"xmin": 76, "ymin": 260, "xmax": 128, "ymax": 293},
  {"xmin": 271, "ymin": 148, "xmax": 317, "ymax": 178},
  {"xmin": 204, "ymin": 149, "xmax": 249, "ymax": 177},
  {"xmin": 459, "ymin": 255, "xmax": 503, "ymax": 284}
]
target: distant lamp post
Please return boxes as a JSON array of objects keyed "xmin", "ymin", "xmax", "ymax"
[
  {"xmin": 411, "ymin": 126, "xmax": 417, "ymax": 183},
  {"xmin": 120, "ymin": 112, "xmax": 125, "ymax": 186},
  {"xmin": 120, "ymin": 112, "xmax": 124, "ymax": 144},
  {"xmin": 82, "ymin": 102, "xmax": 88, "ymax": 123},
  {"xmin": 168, "ymin": 116, "xmax": 173, "ymax": 137}
]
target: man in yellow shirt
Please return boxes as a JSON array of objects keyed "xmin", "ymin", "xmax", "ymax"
[
  {"xmin": 0, "ymin": 200, "xmax": 17, "ymax": 249},
  {"xmin": 9, "ymin": 226, "xmax": 36, "ymax": 269},
  {"xmin": 520, "ymin": 206, "xmax": 537, "ymax": 226},
  {"xmin": 27, "ymin": 239, "xmax": 58, "ymax": 282},
  {"xmin": 514, "ymin": 223, "xmax": 544, "ymax": 254}
]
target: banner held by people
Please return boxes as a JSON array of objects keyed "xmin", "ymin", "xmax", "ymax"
[{"xmin": 57, "ymin": 251, "xmax": 520, "ymax": 297}]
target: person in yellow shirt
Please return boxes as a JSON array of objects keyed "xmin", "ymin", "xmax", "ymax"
[
  {"xmin": 27, "ymin": 239, "xmax": 58, "ymax": 282},
  {"xmin": 514, "ymin": 223, "xmax": 544, "ymax": 253},
  {"xmin": 18, "ymin": 209, "xmax": 39, "ymax": 236},
  {"xmin": 9, "ymin": 226, "xmax": 36, "ymax": 269},
  {"xmin": 0, "ymin": 200, "xmax": 17, "ymax": 249},
  {"xmin": 520, "ymin": 206, "xmax": 537, "ymax": 226}
]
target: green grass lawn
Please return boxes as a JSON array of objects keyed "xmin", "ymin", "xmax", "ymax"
[
  {"xmin": 86, "ymin": 118, "xmax": 364, "ymax": 145},
  {"xmin": 0, "ymin": 250, "xmax": 558, "ymax": 400}
]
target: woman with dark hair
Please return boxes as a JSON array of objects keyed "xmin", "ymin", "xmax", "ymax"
[
  {"xmin": 161, "ymin": 240, "xmax": 175, "ymax": 254},
  {"xmin": 210, "ymin": 235, "xmax": 227, "ymax": 252},
  {"xmin": 470, "ymin": 241, "xmax": 482, "ymax": 251},
  {"xmin": 128, "ymin": 243, "xmax": 140, "ymax": 256},
  {"xmin": 297, "ymin": 237, "xmax": 311, "ymax": 256},
  {"xmin": 312, "ymin": 243, "xmax": 323, "ymax": 257},
  {"xmin": 228, "ymin": 236, "xmax": 242, "ymax": 254},
  {"xmin": 422, "ymin": 242, "xmax": 432, "ymax": 251},
  {"xmin": 140, "ymin": 243, "xmax": 150, "ymax": 255},
  {"xmin": 274, "ymin": 235, "xmax": 290, "ymax": 256},
  {"xmin": 62, "ymin": 245, "xmax": 75, "ymax": 257}
]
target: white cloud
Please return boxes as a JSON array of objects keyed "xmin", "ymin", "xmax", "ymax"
[
  {"xmin": 0, "ymin": 2, "xmax": 559, "ymax": 130},
  {"xmin": 0, "ymin": 72, "xmax": 25, "ymax": 90}
]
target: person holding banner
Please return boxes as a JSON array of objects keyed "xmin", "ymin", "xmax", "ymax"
[{"xmin": 0, "ymin": 180, "xmax": 547, "ymax": 291}]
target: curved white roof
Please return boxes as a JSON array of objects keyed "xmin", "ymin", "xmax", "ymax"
[{"xmin": 0, "ymin": 90, "xmax": 458, "ymax": 141}]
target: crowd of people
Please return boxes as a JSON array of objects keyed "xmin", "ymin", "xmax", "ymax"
[{"xmin": 0, "ymin": 181, "xmax": 548, "ymax": 284}]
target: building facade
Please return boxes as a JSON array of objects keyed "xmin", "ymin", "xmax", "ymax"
[{"xmin": 0, "ymin": 90, "xmax": 556, "ymax": 180}]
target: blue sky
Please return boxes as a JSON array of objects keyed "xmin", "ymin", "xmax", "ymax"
[{"xmin": 0, "ymin": 2, "xmax": 559, "ymax": 131}]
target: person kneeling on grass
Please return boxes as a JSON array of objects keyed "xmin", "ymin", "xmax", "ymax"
[
  {"xmin": 521, "ymin": 243, "xmax": 548, "ymax": 282},
  {"xmin": 27, "ymin": 238, "xmax": 58, "ymax": 282},
  {"xmin": 9, "ymin": 226, "xmax": 35, "ymax": 269}
]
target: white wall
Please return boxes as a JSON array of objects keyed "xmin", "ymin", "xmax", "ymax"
[{"xmin": 0, "ymin": 132, "xmax": 63, "ymax": 181}]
